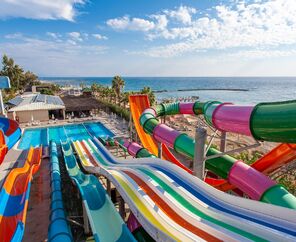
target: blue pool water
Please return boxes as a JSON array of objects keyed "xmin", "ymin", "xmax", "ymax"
[{"xmin": 18, "ymin": 122, "xmax": 114, "ymax": 149}]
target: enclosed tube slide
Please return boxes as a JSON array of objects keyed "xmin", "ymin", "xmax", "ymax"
[
  {"xmin": 71, "ymin": 137, "xmax": 296, "ymax": 241},
  {"xmin": 0, "ymin": 147, "xmax": 42, "ymax": 241},
  {"xmin": 138, "ymin": 97, "xmax": 296, "ymax": 208}
]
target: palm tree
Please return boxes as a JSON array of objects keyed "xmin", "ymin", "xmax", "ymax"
[
  {"xmin": 91, "ymin": 83, "xmax": 98, "ymax": 96},
  {"xmin": 112, "ymin": 75, "xmax": 125, "ymax": 105},
  {"xmin": 121, "ymin": 92, "xmax": 130, "ymax": 108},
  {"xmin": 141, "ymin": 86, "xmax": 156, "ymax": 105}
]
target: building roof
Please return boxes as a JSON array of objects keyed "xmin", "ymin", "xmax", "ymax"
[
  {"xmin": 61, "ymin": 96, "xmax": 102, "ymax": 112},
  {"xmin": 8, "ymin": 93, "xmax": 65, "ymax": 112}
]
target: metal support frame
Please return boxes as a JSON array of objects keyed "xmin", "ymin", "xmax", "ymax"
[
  {"xmin": 193, "ymin": 127, "xmax": 207, "ymax": 179},
  {"xmin": 205, "ymin": 141, "xmax": 261, "ymax": 160}
]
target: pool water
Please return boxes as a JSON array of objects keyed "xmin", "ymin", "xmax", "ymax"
[{"xmin": 18, "ymin": 122, "xmax": 114, "ymax": 150}]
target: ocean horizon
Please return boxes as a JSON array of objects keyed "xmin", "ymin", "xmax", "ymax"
[{"xmin": 41, "ymin": 76, "xmax": 296, "ymax": 104}]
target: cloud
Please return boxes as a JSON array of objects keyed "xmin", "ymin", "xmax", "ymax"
[
  {"xmin": 0, "ymin": 0, "xmax": 86, "ymax": 21},
  {"xmin": 68, "ymin": 32, "xmax": 83, "ymax": 42},
  {"xmin": 4, "ymin": 33, "xmax": 23, "ymax": 39},
  {"xmin": 164, "ymin": 5, "xmax": 197, "ymax": 25},
  {"xmin": 93, "ymin": 34, "xmax": 108, "ymax": 40},
  {"xmin": 120, "ymin": 0, "xmax": 296, "ymax": 57},
  {"xmin": 0, "ymin": 36, "xmax": 108, "ymax": 75},
  {"xmin": 106, "ymin": 16, "xmax": 155, "ymax": 31}
]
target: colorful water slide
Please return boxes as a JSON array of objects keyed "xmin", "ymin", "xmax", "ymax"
[
  {"xmin": 71, "ymin": 137, "xmax": 296, "ymax": 241},
  {"xmin": 48, "ymin": 142, "xmax": 72, "ymax": 242},
  {"xmin": 129, "ymin": 95, "xmax": 183, "ymax": 168},
  {"xmin": 60, "ymin": 140, "xmax": 135, "ymax": 242},
  {"xmin": 212, "ymin": 143, "xmax": 296, "ymax": 192},
  {"xmin": 0, "ymin": 117, "xmax": 21, "ymax": 150},
  {"xmin": 0, "ymin": 130, "xmax": 7, "ymax": 165},
  {"xmin": 138, "ymin": 98, "xmax": 296, "ymax": 208},
  {"xmin": 0, "ymin": 146, "xmax": 42, "ymax": 241}
]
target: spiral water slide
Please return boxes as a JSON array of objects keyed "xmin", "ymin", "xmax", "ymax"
[
  {"xmin": 130, "ymin": 95, "xmax": 296, "ymax": 206},
  {"xmin": 69, "ymin": 137, "xmax": 296, "ymax": 241}
]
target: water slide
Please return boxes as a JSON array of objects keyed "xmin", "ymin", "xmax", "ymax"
[
  {"xmin": 0, "ymin": 147, "xmax": 42, "ymax": 241},
  {"xmin": 0, "ymin": 117, "xmax": 21, "ymax": 164},
  {"xmin": 129, "ymin": 95, "xmax": 190, "ymax": 172},
  {"xmin": 129, "ymin": 95, "xmax": 296, "ymax": 180},
  {"xmin": 131, "ymin": 95, "xmax": 296, "ymax": 207},
  {"xmin": 71, "ymin": 137, "xmax": 296, "ymax": 241},
  {"xmin": 48, "ymin": 142, "xmax": 73, "ymax": 242},
  {"xmin": 60, "ymin": 140, "xmax": 135, "ymax": 242}
]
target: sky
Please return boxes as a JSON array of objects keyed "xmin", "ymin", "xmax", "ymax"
[{"xmin": 0, "ymin": 0, "xmax": 296, "ymax": 77}]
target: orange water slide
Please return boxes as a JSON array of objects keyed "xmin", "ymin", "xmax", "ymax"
[
  {"xmin": 129, "ymin": 95, "xmax": 192, "ymax": 172},
  {"xmin": 0, "ymin": 130, "xmax": 8, "ymax": 165},
  {"xmin": 0, "ymin": 147, "xmax": 42, "ymax": 241}
]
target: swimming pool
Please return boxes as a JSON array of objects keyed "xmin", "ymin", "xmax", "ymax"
[{"xmin": 18, "ymin": 122, "xmax": 114, "ymax": 150}]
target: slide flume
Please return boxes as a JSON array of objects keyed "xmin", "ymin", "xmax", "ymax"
[
  {"xmin": 70, "ymin": 137, "xmax": 296, "ymax": 241},
  {"xmin": 60, "ymin": 140, "xmax": 135, "ymax": 242},
  {"xmin": 0, "ymin": 147, "xmax": 42, "ymax": 241}
]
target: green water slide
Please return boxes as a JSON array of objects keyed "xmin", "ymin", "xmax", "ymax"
[
  {"xmin": 139, "ymin": 100, "xmax": 296, "ymax": 209},
  {"xmin": 59, "ymin": 140, "xmax": 135, "ymax": 242}
]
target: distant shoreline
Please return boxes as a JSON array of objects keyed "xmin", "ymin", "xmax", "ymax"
[{"xmin": 154, "ymin": 88, "xmax": 249, "ymax": 93}]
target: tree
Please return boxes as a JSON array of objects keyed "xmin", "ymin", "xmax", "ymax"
[
  {"xmin": 112, "ymin": 75, "xmax": 125, "ymax": 105},
  {"xmin": 0, "ymin": 54, "xmax": 38, "ymax": 94},
  {"xmin": 1, "ymin": 54, "xmax": 24, "ymax": 91},
  {"xmin": 141, "ymin": 86, "xmax": 156, "ymax": 105}
]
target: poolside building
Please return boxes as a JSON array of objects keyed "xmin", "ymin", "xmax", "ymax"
[
  {"xmin": 6, "ymin": 93, "xmax": 65, "ymax": 123},
  {"xmin": 61, "ymin": 95, "xmax": 102, "ymax": 118}
]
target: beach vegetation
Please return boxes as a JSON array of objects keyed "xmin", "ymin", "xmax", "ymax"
[
  {"xmin": 112, "ymin": 75, "xmax": 125, "ymax": 105},
  {"xmin": 140, "ymin": 86, "xmax": 156, "ymax": 105},
  {"xmin": 0, "ymin": 54, "xmax": 39, "ymax": 101}
]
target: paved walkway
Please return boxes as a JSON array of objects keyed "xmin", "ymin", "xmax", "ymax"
[{"xmin": 23, "ymin": 157, "xmax": 51, "ymax": 242}]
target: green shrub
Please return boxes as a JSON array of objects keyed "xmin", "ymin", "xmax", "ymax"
[{"xmin": 98, "ymin": 100, "xmax": 130, "ymax": 121}]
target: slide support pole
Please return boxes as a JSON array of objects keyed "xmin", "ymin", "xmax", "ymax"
[
  {"xmin": 82, "ymin": 203, "xmax": 90, "ymax": 234},
  {"xmin": 193, "ymin": 127, "xmax": 207, "ymax": 179},
  {"xmin": 220, "ymin": 132, "xmax": 227, "ymax": 152},
  {"xmin": 158, "ymin": 142, "xmax": 162, "ymax": 158},
  {"xmin": 119, "ymin": 196, "xmax": 126, "ymax": 219},
  {"xmin": 107, "ymin": 179, "xmax": 111, "ymax": 196}
]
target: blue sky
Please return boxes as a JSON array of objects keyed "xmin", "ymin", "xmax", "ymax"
[{"xmin": 0, "ymin": 0, "xmax": 296, "ymax": 76}]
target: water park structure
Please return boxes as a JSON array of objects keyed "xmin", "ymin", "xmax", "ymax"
[{"xmin": 0, "ymin": 84, "xmax": 296, "ymax": 241}]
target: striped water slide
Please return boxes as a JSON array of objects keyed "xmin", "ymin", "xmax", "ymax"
[
  {"xmin": 72, "ymin": 137, "xmax": 296, "ymax": 241},
  {"xmin": 60, "ymin": 140, "xmax": 135, "ymax": 242},
  {"xmin": 0, "ymin": 147, "xmax": 42, "ymax": 242}
]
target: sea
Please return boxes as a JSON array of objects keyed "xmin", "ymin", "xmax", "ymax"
[{"xmin": 40, "ymin": 77, "xmax": 296, "ymax": 104}]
